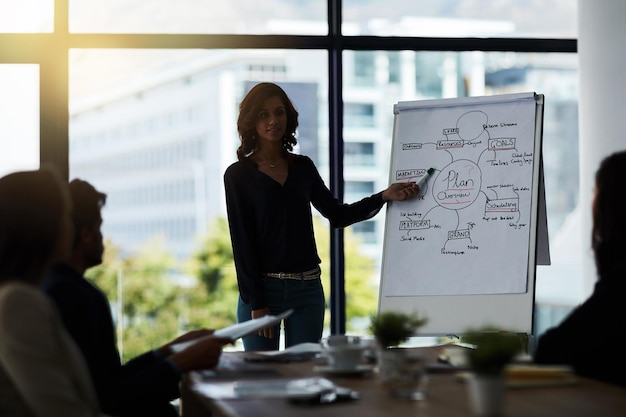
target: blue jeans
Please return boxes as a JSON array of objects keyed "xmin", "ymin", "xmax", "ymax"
[{"xmin": 237, "ymin": 276, "xmax": 325, "ymax": 351}]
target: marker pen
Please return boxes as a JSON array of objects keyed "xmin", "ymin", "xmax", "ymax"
[{"xmin": 415, "ymin": 167, "xmax": 435, "ymax": 189}]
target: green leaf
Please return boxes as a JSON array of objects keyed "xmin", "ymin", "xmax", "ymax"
[
  {"xmin": 369, "ymin": 310, "xmax": 428, "ymax": 349},
  {"xmin": 463, "ymin": 326, "xmax": 523, "ymax": 375}
]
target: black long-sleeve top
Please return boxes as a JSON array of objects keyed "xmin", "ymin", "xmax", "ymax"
[
  {"xmin": 224, "ymin": 154, "xmax": 386, "ymax": 310},
  {"xmin": 533, "ymin": 261, "xmax": 626, "ymax": 387}
]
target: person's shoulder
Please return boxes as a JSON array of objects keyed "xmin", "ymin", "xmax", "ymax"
[
  {"xmin": 43, "ymin": 264, "xmax": 105, "ymax": 306},
  {"xmin": 0, "ymin": 282, "xmax": 49, "ymax": 318},
  {"xmin": 0, "ymin": 282, "xmax": 42, "ymax": 303},
  {"xmin": 291, "ymin": 154, "xmax": 321, "ymax": 179},
  {"xmin": 291, "ymin": 154, "xmax": 316, "ymax": 168},
  {"xmin": 225, "ymin": 159, "xmax": 243, "ymax": 170},
  {"xmin": 43, "ymin": 263, "xmax": 79, "ymax": 284},
  {"xmin": 586, "ymin": 277, "xmax": 626, "ymax": 310},
  {"xmin": 43, "ymin": 264, "xmax": 91, "ymax": 293},
  {"xmin": 225, "ymin": 158, "xmax": 253, "ymax": 177},
  {"xmin": 291, "ymin": 153, "xmax": 312, "ymax": 162},
  {"xmin": 225, "ymin": 158, "xmax": 262, "ymax": 189},
  {"xmin": 0, "ymin": 283, "xmax": 60, "ymax": 353}
]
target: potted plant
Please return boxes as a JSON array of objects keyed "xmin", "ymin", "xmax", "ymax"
[
  {"xmin": 369, "ymin": 311, "xmax": 428, "ymax": 400},
  {"xmin": 369, "ymin": 310, "xmax": 428, "ymax": 350},
  {"xmin": 462, "ymin": 327, "xmax": 522, "ymax": 416}
]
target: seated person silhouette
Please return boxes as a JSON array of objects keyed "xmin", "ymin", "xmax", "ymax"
[
  {"xmin": 0, "ymin": 168, "xmax": 111, "ymax": 417},
  {"xmin": 43, "ymin": 179, "xmax": 231, "ymax": 417},
  {"xmin": 534, "ymin": 150, "xmax": 626, "ymax": 387}
]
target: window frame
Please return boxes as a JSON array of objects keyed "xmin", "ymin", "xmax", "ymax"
[{"xmin": 0, "ymin": 0, "xmax": 577, "ymax": 334}]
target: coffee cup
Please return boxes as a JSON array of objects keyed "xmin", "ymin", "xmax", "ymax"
[{"xmin": 321, "ymin": 335, "xmax": 367, "ymax": 370}]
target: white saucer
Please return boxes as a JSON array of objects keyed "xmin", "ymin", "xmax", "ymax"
[{"xmin": 314, "ymin": 364, "xmax": 375, "ymax": 376}]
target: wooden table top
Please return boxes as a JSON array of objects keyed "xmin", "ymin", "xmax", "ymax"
[{"xmin": 180, "ymin": 347, "xmax": 626, "ymax": 417}]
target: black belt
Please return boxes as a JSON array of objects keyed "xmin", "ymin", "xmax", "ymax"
[{"xmin": 264, "ymin": 267, "xmax": 321, "ymax": 280}]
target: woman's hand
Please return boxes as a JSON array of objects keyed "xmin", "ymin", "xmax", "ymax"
[
  {"xmin": 382, "ymin": 182, "xmax": 420, "ymax": 201},
  {"xmin": 252, "ymin": 307, "xmax": 274, "ymax": 338}
]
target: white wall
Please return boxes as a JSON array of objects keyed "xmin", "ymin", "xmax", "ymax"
[{"xmin": 578, "ymin": 0, "xmax": 626, "ymax": 294}]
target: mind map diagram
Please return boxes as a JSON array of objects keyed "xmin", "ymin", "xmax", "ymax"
[{"xmin": 382, "ymin": 99, "xmax": 539, "ymax": 297}]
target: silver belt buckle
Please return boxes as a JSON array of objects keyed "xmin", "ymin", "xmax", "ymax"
[{"xmin": 279, "ymin": 272, "xmax": 286, "ymax": 279}]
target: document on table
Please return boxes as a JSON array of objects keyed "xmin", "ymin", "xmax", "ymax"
[
  {"xmin": 171, "ymin": 309, "xmax": 293, "ymax": 352},
  {"xmin": 193, "ymin": 376, "xmax": 337, "ymax": 400},
  {"xmin": 456, "ymin": 365, "xmax": 577, "ymax": 388},
  {"xmin": 504, "ymin": 365, "xmax": 577, "ymax": 388},
  {"xmin": 253, "ymin": 342, "xmax": 321, "ymax": 356},
  {"xmin": 242, "ymin": 342, "xmax": 322, "ymax": 363}
]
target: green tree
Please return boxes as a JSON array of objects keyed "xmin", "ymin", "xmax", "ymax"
[
  {"xmin": 87, "ymin": 237, "xmax": 219, "ymax": 362},
  {"xmin": 186, "ymin": 217, "xmax": 239, "ymax": 329}
]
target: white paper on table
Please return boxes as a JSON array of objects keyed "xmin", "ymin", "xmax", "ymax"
[
  {"xmin": 253, "ymin": 342, "xmax": 322, "ymax": 356},
  {"xmin": 193, "ymin": 377, "xmax": 336, "ymax": 400}
]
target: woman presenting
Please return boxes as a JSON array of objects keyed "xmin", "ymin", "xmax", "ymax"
[{"xmin": 224, "ymin": 82, "xmax": 419, "ymax": 351}]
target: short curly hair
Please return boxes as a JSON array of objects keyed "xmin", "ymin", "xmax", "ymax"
[{"xmin": 236, "ymin": 82, "xmax": 299, "ymax": 160}]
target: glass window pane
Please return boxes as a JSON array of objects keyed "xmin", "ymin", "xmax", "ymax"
[
  {"xmin": 343, "ymin": 0, "xmax": 577, "ymax": 38},
  {"xmin": 342, "ymin": 50, "xmax": 579, "ymax": 334},
  {"xmin": 0, "ymin": 0, "xmax": 53, "ymax": 32},
  {"xmin": 0, "ymin": 65, "xmax": 39, "ymax": 176},
  {"xmin": 345, "ymin": 142, "xmax": 375, "ymax": 166},
  {"xmin": 70, "ymin": 49, "xmax": 328, "ymax": 356},
  {"xmin": 69, "ymin": 0, "xmax": 327, "ymax": 34}
]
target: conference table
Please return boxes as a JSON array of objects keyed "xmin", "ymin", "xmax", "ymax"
[{"xmin": 180, "ymin": 346, "xmax": 626, "ymax": 417}]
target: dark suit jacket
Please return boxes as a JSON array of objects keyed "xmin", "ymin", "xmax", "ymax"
[{"xmin": 43, "ymin": 263, "xmax": 180, "ymax": 417}]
